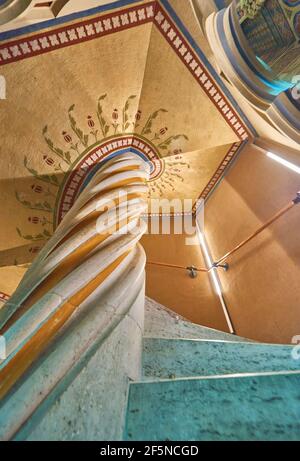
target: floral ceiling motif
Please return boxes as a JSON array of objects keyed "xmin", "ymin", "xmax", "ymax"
[
  {"xmin": 0, "ymin": 0, "xmax": 252, "ymax": 282},
  {"xmin": 15, "ymin": 93, "xmax": 190, "ymax": 242}
]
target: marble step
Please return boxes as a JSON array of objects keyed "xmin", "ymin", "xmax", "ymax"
[
  {"xmin": 142, "ymin": 338, "xmax": 300, "ymax": 380},
  {"xmin": 145, "ymin": 297, "xmax": 250, "ymax": 342},
  {"xmin": 125, "ymin": 372, "xmax": 300, "ymax": 441}
]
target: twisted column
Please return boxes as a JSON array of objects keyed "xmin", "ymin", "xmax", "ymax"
[{"xmin": 0, "ymin": 153, "xmax": 149, "ymax": 408}]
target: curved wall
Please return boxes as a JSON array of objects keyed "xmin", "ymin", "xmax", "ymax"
[{"xmin": 204, "ymin": 142, "xmax": 300, "ymax": 344}]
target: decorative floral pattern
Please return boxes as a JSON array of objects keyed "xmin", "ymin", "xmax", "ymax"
[
  {"xmin": 0, "ymin": 1, "xmax": 249, "ymax": 142},
  {"xmin": 0, "ymin": 292, "xmax": 10, "ymax": 303},
  {"xmin": 239, "ymin": 0, "xmax": 266, "ymax": 19},
  {"xmin": 8, "ymin": 1, "xmax": 250, "ymax": 254},
  {"xmin": 15, "ymin": 93, "xmax": 189, "ymax": 245},
  {"xmin": 240, "ymin": 0, "xmax": 300, "ymax": 64}
]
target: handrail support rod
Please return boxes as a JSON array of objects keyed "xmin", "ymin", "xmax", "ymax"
[{"xmin": 213, "ymin": 191, "xmax": 300, "ymax": 267}]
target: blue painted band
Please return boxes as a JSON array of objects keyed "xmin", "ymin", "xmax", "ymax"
[
  {"xmin": 282, "ymin": 0, "xmax": 300, "ymax": 6},
  {"xmin": 213, "ymin": 0, "xmax": 228, "ymax": 9},
  {"xmin": 0, "ymin": 0, "xmax": 257, "ymax": 136},
  {"xmin": 0, "ymin": 0, "xmax": 142, "ymax": 41},
  {"xmin": 79, "ymin": 147, "xmax": 153, "ymax": 194}
]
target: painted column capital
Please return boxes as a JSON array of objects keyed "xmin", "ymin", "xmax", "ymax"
[{"xmin": 206, "ymin": 0, "xmax": 299, "ymax": 111}]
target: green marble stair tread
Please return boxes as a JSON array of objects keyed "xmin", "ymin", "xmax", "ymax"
[
  {"xmin": 145, "ymin": 297, "xmax": 250, "ymax": 342},
  {"xmin": 142, "ymin": 338, "xmax": 299, "ymax": 380},
  {"xmin": 125, "ymin": 373, "xmax": 300, "ymax": 441}
]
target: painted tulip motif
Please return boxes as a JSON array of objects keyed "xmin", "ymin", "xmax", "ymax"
[
  {"xmin": 133, "ymin": 110, "xmax": 142, "ymax": 130},
  {"xmin": 87, "ymin": 116, "xmax": 95, "ymax": 128},
  {"xmin": 28, "ymin": 216, "xmax": 40, "ymax": 224},
  {"xmin": 152, "ymin": 126, "xmax": 168, "ymax": 141},
  {"xmin": 31, "ymin": 184, "xmax": 43, "ymax": 194},
  {"xmin": 43, "ymin": 155, "xmax": 55, "ymax": 166},
  {"xmin": 87, "ymin": 115, "xmax": 98, "ymax": 142},
  {"xmin": 62, "ymin": 131, "xmax": 72, "ymax": 143},
  {"xmin": 112, "ymin": 109, "xmax": 119, "ymax": 120},
  {"xmin": 62, "ymin": 129, "xmax": 80, "ymax": 155},
  {"xmin": 28, "ymin": 216, "xmax": 52, "ymax": 226},
  {"xmin": 17, "ymin": 93, "xmax": 190, "ymax": 246},
  {"xmin": 112, "ymin": 109, "xmax": 119, "ymax": 134}
]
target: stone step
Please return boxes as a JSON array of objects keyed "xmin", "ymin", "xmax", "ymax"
[
  {"xmin": 125, "ymin": 372, "xmax": 300, "ymax": 441},
  {"xmin": 145, "ymin": 297, "xmax": 250, "ymax": 342},
  {"xmin": 142, "ymin": 338, "xmax": 299, "ymax": 380}
]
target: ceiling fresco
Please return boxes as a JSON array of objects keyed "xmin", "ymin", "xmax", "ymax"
[{"xmin": 0, "ymin": 0, "xmax": 252, "ymax": 297}]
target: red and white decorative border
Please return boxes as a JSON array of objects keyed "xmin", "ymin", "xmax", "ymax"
[
  {"xmin": 0, "ymin": 1, "xmax": 251, "ymax": 217},
  {"xmin": 0, "ymin": 292, "xmax": 10, "ymax": 303},
  {"xmin": 0, "ymin": 2, "xmax": 156, "ymax": 65},
  {"xmin": 154, "ymin": 5, "xmax": 249, "ymax": 141},
  {"xmin": 56, "ymin": 134, "xmax": 163, "ymax": 224},
  {"xmin": 0, "ymin": 1, "xmax": 250, "ymax": 142},
  {"xmin": 57, "ymin": 138, "xmax": 242, "ymax": 219}
]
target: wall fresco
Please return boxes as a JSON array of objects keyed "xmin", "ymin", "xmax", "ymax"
[
  {"xmin": 0, "ymin": 0, "xmax": 248, "ymax": 286},
  {"xmin": 238, "ymin": 0, "xmax": 300, "ymax": 76}
]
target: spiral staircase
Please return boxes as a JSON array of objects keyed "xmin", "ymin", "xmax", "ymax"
[
  {"xmin": 125, "ymin": 299, "xmax": 300, "ymax": 441},
  {"xmin": 0, "ymin": 154, "xmax": 300, "ymax": 441}
]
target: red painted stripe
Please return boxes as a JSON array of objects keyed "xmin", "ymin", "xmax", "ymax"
[
  {"xmin": 0, "ymin": 1, "xmax": 250, "ymax": 217},
  {"xmin": 56, "ymin": 134, "xmax": 162, "ymax": 224},
  {"xmin": 0, "ymin": 1, "xmax": 250, "ymax": 141},
  {"xmin": 0, "ymin": 2, "xmax": 157, "ymax": 65},
  {"xmin": 0, "ymin": 292, "xmax": 10, "ymax": 302},
  {"xmin": 154, "ymin": 4, "xmax": 250, "ymax": 141}
]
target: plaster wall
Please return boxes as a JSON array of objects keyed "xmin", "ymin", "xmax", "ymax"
[
  {"xmin": 141, "ymin": 221, "xmax": 230, "ymax": 332},
  {"xmin": 143, "ymin": 141, "xmax": 300, "ymax": 344},
  {"xmin": 204, "ymin": 143, "xmax": 300, "ymax": 344}
]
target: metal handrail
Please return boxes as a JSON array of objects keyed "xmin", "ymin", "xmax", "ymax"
[
  {"xmin": 213, "ymin": 192, "xmax": 300, "ymax": 267},
  {"xmin": 146, "ymin": 191, "xmax": 300, "ymax": 273},
  {"xmin": 146, "ymin": 261, "xmax": 208, "ymax": 274}
]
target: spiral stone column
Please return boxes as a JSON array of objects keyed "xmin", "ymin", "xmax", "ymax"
[{"xmin": 0, "ymin": 153, "xmax": 149, "ymax": 440}]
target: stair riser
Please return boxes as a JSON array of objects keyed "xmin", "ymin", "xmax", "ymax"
[{"xmin": 143, "ymin": 338, "xmax": 299, "ymax": 380}]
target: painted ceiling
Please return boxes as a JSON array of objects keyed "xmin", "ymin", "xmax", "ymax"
[{"xmin": 0, "ymin": 0, "xmax": 253, "ymax": 297}]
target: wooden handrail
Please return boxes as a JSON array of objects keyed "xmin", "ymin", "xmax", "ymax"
[
  {"xmin": 214, "ymin": 192, "xmax": 300, "ymax": 267},
  {"xmin": 146, "ymin": 261, "xmax": 208, "ymax": 273}
]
